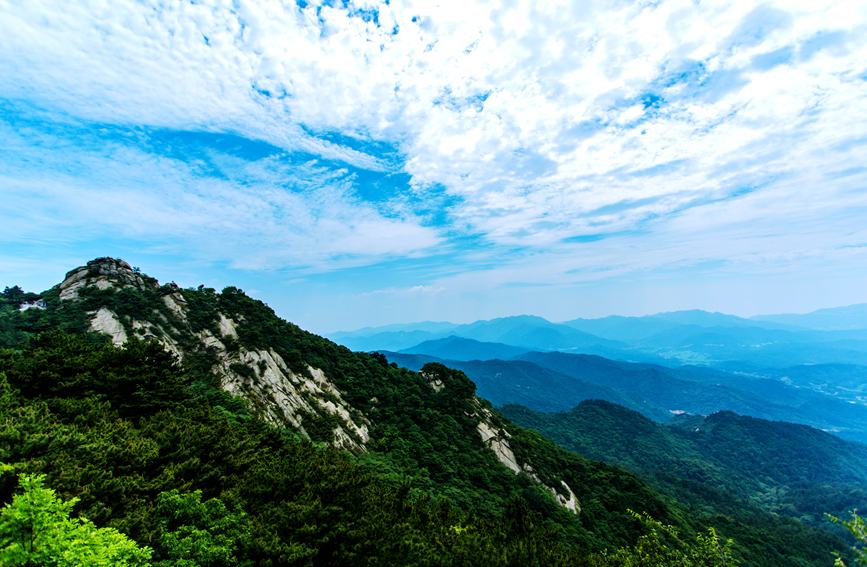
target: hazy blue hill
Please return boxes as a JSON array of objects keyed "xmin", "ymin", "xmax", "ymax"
[
  {"xmin": 649, "ymin": 309, "xmax": 804, "ymax": 330},
  {"xmin": 751, "ymin": 303, "xmax": 867, "ymax": 330},
  {"xmin": 635, "ymin": 324, "xmax": 802, "ymax": 346},
  {"xmin": 328, "ymin": 315, "xmax": 627, "ymax": 356},
  {"xmin": 499, "ymin": 400, "xmax": 867, "ymax": 532},
  {"xmin": 563, "ymin": 310, "xmax": 804, "ymax": 336},
  {"xmin": 449, "ymin": 314, "xmax": 558, "ymax": 342},
  {"xmin": 763, "ymin": 363, "xmax": 867, "ymax": 391},
  {"xmin": 376, "ymin": 351, "xmax": 445, "ymax": 370},
  {"xmin": 794, "ymin": 328, "xmax": 867, "ymax": 342},
  {"xmin": 331, "ymin": 311, "xmax": 867, "ymax": 371},
  {"xmin": 672, "ymin": 371, "xmax": 830, "ymax": 408},
  {"xmin": 628, "ymin": 324, "xmax": 867, "ymax": 366},
  {"xmin": 561, "ymin": 315, "xmax": 684, "ymax": 341},
  {"xmin": 513, "ymin": 351, "xmax": 867, "ymax": 442},
  {"xmin": 331, "ymin": 320, "xmax": 459, "ymax": 338},
  {"xmin": 398, "ymin": 335, "xmax": 531, "ymax": 361},
  {"xmin": 707, "ymin": 361, "xmax": 867, "ymax": 406},
  {"xmin": 328, "ymin": 329, "xmax": 447, "ymax": 352},
  {"xmin": 649, "ymin": 325, "xmax": 867, "ymax": 350},
  {"xmin": 382, "ymin": 351, "xmax": 672, "ymax": 419},
  {"xmin": 702, "ymin": 341, "xmax": 867, "ymax": 367},
  {"xmin": 672, "ymin": 364, "xmax": 867, "ymax": 408},
  {"xmin": 491, "ymin": 323, "xmax": 627, "ymax": 351}
]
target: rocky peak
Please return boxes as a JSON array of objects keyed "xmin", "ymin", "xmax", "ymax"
[
  {"xmin": 57, "ymin": 257, "xmax": 370, "ymax": 453},
  {"xmin": 58, "ymin": 257, "xmax": 156, "ymax": 301}
]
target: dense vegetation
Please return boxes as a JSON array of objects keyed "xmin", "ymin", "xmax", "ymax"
[
  {"xmin": 0, "ymin": 274, "xmax": 856, "ymax": 565},
  {"xmin": 499, "ymin": 400, "xmax": 867, "ymax": 544}
]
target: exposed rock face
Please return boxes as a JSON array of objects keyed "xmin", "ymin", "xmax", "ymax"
[
  {"xmin": 59, "ymin": 257, "xmax": 153, "ymax": 301},
  {"xmin": 89, "ymin": 307, "xmax": 128, "ymax": 345},
  {"xmin": 204, "ymin": 320, "xmax": 370, "ymax": 447},
  {"xmin": 58, "ymin": 257, "xmax": 370, "ymax": 453},
  {"xmin": 477, "ymin": 418, "xmax": 522, "ymax": 474},
  {"xmin": 474, "ymin": 403, "xmax": 580, "ymax": 515},
  {"xmin": 423, "ymin": 372, "xmax": 445, "ymax": 393},
  {"xmin": 420, "ymin": 364, "xmax": 579, "ymax": 514},
  {"xmin": 555, "ymin": 481, "xmax": 580, "ymax": 514}
]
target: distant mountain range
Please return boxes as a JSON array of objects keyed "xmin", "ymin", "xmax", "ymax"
[
  {"xmin": 327, "ymin": 305, "xmax": 867, "ymax": 409},
  {"xmin": 329, "ymin": 314, "xmax": 629, "ymax": 355},
  {"xmin": 398, "ymin": 336, "xmax": 531, "ymax": 361},
  {"xmin": 751, "ymin": 303, "xmax": 867, "ymax": 330},
  {"xmin": 382, "ymin": 350, "xmax": 672, "ymax": 418},
  {"xmin": 381, "ymin": 347, "xmax": 867, "ymax": 444}
]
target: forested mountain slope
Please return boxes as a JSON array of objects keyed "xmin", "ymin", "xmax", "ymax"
[
  {"xmin": 499, "ymin": 400, "xmax": 867, "ymax": 537},
  {"xmin": 0, "ymin": 257, "xmax": 853, "ymax": 566}
]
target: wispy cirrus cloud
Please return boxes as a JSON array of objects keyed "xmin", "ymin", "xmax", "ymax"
[{"xmin": 0, "ymin": 105, "xmax": 440, "ymax": 270}]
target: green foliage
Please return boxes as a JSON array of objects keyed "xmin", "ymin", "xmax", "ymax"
[
  {"xmin": 500, "ymin": 399, "xmax": 867, "ymax": 552},
  {"xmin": 828, "ymin": 511, "xmax": 867, "ymax": 567},
  {"xmin": 0, "ymin": 326, "xmax": 745, "ymax": 566},
  {"xmin": 595, "ymin": 510, "xmax": 735, "ymax": 567},
  {"xmin": 0, "ymin": 286, "xmax": 90, "ymax": 349},
  {"xmin": 152, "ymin": 490, "xmax": 248, "ymax": 567},
  {"xmin": 0, "ymin": 332, "xmax": 592, "ymax": 565},
  {"xmin": 3, "ymin": 329, "xmax": 192, "ymax": 420},
  {"xmin": 229, "ymin": 362, "xmax": 255, "ymax": 381},
  {"xmin": 179, "ymin": 288, "xmax": 221, "ymax": 336},
  {"xmin": 1, "ymin": 287, "xmax": 28, "ymax": 306},
  {"xmin": 0, "ymin": 464, "xmax": 152, "ymax": 566}
]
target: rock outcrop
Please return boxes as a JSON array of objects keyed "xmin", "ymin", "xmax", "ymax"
[
  {"xmin": 89, "ymin": 307, "xmax": 128, "ymax": 345},
  {"xmin": 203, "ymin": 319, "xmax": 370, "ymax": 447},
  {"xmin": 474, "ymin": 403, "xmax": 580, "ymax": 514},
  {"xmin": 59, "ymin": 257, "xmax": 153, "ymax": 301},
  {"xmin": 57, "ymin": 257, "xmax": 370, "ymax": 453}
]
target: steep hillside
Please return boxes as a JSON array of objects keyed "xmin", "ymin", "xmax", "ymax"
[{"xmin": 499, "ymin": 400, "xmax": 867, "ymax": 536}]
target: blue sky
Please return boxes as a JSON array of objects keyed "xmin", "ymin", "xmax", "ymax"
[{"xmin": 2, "ymin": 0, "xmax": 866, "ymax": 334}]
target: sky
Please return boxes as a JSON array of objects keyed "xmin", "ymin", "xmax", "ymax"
[{"xmin": 1, "ymin": 0, "xmax": 866, "ymax": 334}]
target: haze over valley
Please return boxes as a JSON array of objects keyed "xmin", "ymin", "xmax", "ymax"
[{"xmin": 328, "ymin": 305, "xmax": 867, "ymax": 438}]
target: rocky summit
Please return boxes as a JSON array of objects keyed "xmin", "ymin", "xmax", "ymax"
[{"xmin": 55, "ymin": 257, "xmax": 371, "ymax": 451}]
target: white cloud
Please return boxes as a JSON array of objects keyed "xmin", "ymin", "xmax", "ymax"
[
  {"xmin": 0, "ymin": 117, "xmax": 440, "ymax": 270},
  {"xmin": 1, "ymin": 0, "xmax": 865, "ymax": 285}
]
